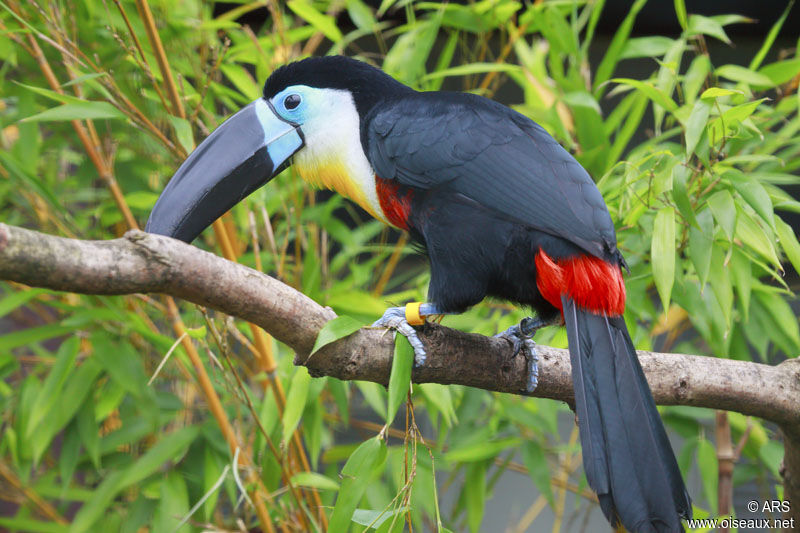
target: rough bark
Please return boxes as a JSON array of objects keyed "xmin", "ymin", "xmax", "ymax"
[{"xmin": 1, "ymin": 222, "xmax": 799, "ymax": 523}]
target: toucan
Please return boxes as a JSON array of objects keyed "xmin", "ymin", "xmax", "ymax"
[{"xmin": 146, "ymin": 56, "xmax": 691, "ymax": 532}]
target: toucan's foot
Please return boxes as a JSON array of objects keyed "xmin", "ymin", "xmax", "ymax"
[
  {"xmin": 495, "ymin": 317, "xmax": 546, "ymax": 393},
  {"xmin": 371, "ymin": 303, "xmax": 448, "ymax": 367},
  {"xmin": 372, "ymin": 306, "xmax": 427, "ymax": 366}
]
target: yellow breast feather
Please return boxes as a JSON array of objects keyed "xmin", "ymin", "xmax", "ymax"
[{"xmin": 295, "ymin": 155, "xmax": 382, "ymax": 220}]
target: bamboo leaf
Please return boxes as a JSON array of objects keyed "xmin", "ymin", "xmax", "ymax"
[
  {"xmin": 651, "ymin": 207, "xmax": 676, "ymax": 311},
  {"xmin": 21, "ymin": 101, "xmax": 125, "ymax": 122},
  {"xmin": 750, "ymin": 1, "xmax": 793, "ymax": 70},
  {"xmin": 689, "ymin": 209, "xmax": 714, "ymax": 286},
  {"xmin": 674, "ymin": 0, "xmax": 688, "ymax": 30},
  {"xmin": 593, "ymin": 0, "xmax": 648, "ymax": 95},
  {"xmin": 386, "ymin": 334, "xmax": 414, "ymax": 426},
  {"xmin": 715, "ymin": 64, "xmax": 774, "ymax": 87},
  {"xmin": 311, "ymin": 315, "xmax": 363, "ymax": 355},
  {"xmin": 707, "ymin": 190, "xmax": 736, "ymax": 240},
  {"xmin": 776, "ymin": 217, "xmax": 800, "ymax": 274},
  {"xmin": 611, "ymin": 78, "xmax": 678, "ymax": 112},
  {"xmin": 290, "ymin": 471, "xmax": 340, "ymax": 491},
  {"xmin": 70, "ymin": 426, "xmax": 199, "ymax": 533},
  {"xmin": 521, "ymin": 440, "xmax": 554, "ymax": 507},
  {"xmin": 329, "ymin": 437, "xmax": 387, "ymax": 532},
  {"xmin": 684, "ymin": 99, "xmax": 710, "ymax": 157},
  {"xmin": 288, "ymin": 0, "xmax": 343, "ymax": 42},
  {"xmin": 26, "ymin": 337, "xmax": 80, "ymax": 438},
  {"xmin": 282, "ymin": 366, "xmax": 311, "ymax": 444},
  {"xmin": 697, "ymin": 438, "xmax": 718, "ymax": 513}
]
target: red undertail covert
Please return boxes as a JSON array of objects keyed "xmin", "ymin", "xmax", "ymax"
[{"xmin": 535, "ymin": 249, "xmax": 626, "ymax": 316}]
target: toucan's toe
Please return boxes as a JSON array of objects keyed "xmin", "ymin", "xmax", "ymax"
[{"xmin": 372, "ymin": 306, "xmax": 428, "ymax": 367}]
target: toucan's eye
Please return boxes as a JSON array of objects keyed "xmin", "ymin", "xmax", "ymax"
[{"xmin": 284, "ymin": 94, "xmax": 302, "ymax": 110}]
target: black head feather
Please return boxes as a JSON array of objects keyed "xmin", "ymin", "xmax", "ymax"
[{"xmin": 263, "ymin": 56, "xmax": 411, "ymax": 117}]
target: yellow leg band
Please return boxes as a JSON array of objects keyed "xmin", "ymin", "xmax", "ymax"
[{"xmin": 405, "ymin": 302, "xmax": 425, "ymax": 326}]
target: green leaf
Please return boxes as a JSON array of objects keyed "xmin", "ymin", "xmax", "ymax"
[
  {"xmin": 735, "ymin": 210, "xmax": 780, "ymax": 267},
  {"xmin": 219, "ymin": 63, "xmax": 260, "ymax": 100},
  {"xmin": 749, "ymin": 1, "xmax": 794, "ymax": 70},
  {"xmin": 168, "ymin": 115, "xmax": 195, "ymax": 154},
  {"xmin": 611, "ymin": 78, "xmax": 678, "ymax": 112},
  {"xmin": 351, "ymin": 508, "xmax": 407, "ymax": 529},
  {"xmin": 465, "ymin": 461, "xmax": 487, "ymax": 532},
  {"xmin": 31, "ymin": 359, "xmax": 103, "ymax": 464},
  {"xmin": 708, "ymin": 246, "xmax": 733, "ymax": 328},
  {"xmin": 562, "ymin": 91, "xmax": 601, "ymax": 114},
  {"xmin": 311, "ymin": 315, "xmax": 363, "ymax": 354},
  {"xmin": 288, "ymin": 0, "xmax": 343, "ymax": 42},
  {"xmin": 383, "ymin": 11, "xmax": 442, "ymax": 84},
  {"xmin": 26, "ymin": 337, "xmax": 80, "ymax": 438},
  {"xmin": 620, "ymin": 36, "xmax": 675, "ymax": 60},
  {"xmin": 672, "ymin": 164, "xmax": 697, "ymax": 228},
  {"xmin": 689, "ymin": 209, "xmax": 714, "ymax": 286},
  {"xmin": 291, "ymin": 471, "xmax": 340, "ymax": 491},
  {"xmin": 754, "ymin": 289, "xmax": 800, "ymax": 353},
  {"xmin": 15, "ymin": 81, "xmax": 104, "ymax": 106},
  {"xmin": 707, "ymin": 190, "xmax": 736, "ymax": 240},
  {"xmin": 687, "ymin": 14, "xmax": 731, "ymax": 44},
  {"xmin": 776, "ymin": 217, "xmax": 800, "ymax": 274},
  {"xmin": 728, "ymin": 171, "xmax": 774, "ymax": 230},
  {"xmin": 696, "ymin": 438, "xmax": 718, "ymax": 513},
  {"xmin": 21, "ymin": 101, "xmax": 126, "ymax": 122},
  {"xmin": 185, "ymin": 325, "xmax": 207, "ymax": 339},
  {"xmin": 0, "ymin": 288, "xmax": 47, "ymax": 318},
  {"xmin": 521, "ymin": 440, "xmax": 554, "ymax": 507},
  {"xmin": 386, "ymin": 334, "xmax": 414, "ymax": 426},
  {"xmin": 282, "ymin": 367, "xmax": 311, "ymax": 444},
  {"xmin": 651, "ymin": 207, "xmax": 676, "ymax": 311},
  {"xmin": 674, "ymin": 0, "xmax": 688, "ymax": 30},
  {"xmin": 730, "ymin": 248, "xmax": 752, "ymax": 321},
  {"xmin": 418, "ymin": 383, "xmax": 457, "ymax": 427},
  {"xmin": 684, "ymin": 99, "xmax": 710, "ymax": 157},
  {"xmin": 593, "ymin": 0, "xmax": 648, "ymax": 95},
  {"xmin": 683, "ymin": 55, "xmax": 712, "ymax": 104},
  {"xmin": 445, "ymin": 437, "xmax": 520, "ymax": 463},
  {"xmin": 70, "ymin": 426, "xmax": 199, "ymax": 533},
  {"xmin": 77, "ymin": 398, "xmax": 100, "ymax": 469},
  {"xmin": 700, "ymin": 87, "xmax": 740, "ymax": 100},
  {"xmin": 421, "ymin": 62, "xmax": 520, "ymax": 81},
  {"xmin": 715, "ymin": 64, "xmax": 774, "ymax": 87},
  {"xmin": 0, "ymin": 517, "xmax": 67, "ymax": 533},
  {"xmin": 123, "ymin": 191, "xmax": 158, "ymax": 211},
  {"xmin": 759, "ymin": 59, "xmax": 800, "ymax": 87},
  {"xmin": 329, "ymin": 437, "xmax": 387, "ymax": 532},
  {"xmin": 154, "ymin": 473, "xmax": 190, "ymax": 533},
  {"xmin": 346, "ymin": 0, "xmax": 375, "ymax": 31}
]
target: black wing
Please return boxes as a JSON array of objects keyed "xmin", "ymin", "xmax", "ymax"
[{"xmin": 364, "ymin": 92, "xmax": 619, "ymax": 261}]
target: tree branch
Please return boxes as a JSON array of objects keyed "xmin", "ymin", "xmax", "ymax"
[{"xmin": 1, "ymin": 222, "xmax": 799, "ymax": 523}]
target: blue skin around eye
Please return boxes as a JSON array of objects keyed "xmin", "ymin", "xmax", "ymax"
[{"xmin": 271, "ymin": 85, "xmax": 312, "ymax": 124}]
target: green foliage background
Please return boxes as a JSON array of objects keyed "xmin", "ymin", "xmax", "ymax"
[{"xmin": 0, "ymin": 0, "xmax": 799, "ymax": 531}]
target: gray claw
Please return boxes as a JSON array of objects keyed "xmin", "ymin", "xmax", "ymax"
[{"xmin": 373, "ymin": 307, "xmax": 427, "ymax": 367}]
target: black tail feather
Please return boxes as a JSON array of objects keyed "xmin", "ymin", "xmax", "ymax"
[{"xmin": 562, "ymin": 296, "xmax": 691, "ymax": 533}]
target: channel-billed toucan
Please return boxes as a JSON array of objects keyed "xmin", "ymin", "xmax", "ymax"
[{"xmin": 147, "ymin": 56, "xmax": 691, "ymax": 532}]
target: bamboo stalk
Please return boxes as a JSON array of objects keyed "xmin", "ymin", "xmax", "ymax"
[
  {"xmin": 134, "ymin": 0, "xmax": 185, "ymax": 118},
  {"xmin": 24, "ymin": 34, "xmax": 138, "ymax": 231},
  {"xmin": 0, "ymin": 460, "xmax": 68, "ymax": 525},
  {"xmin": 165, "ymin": 297, "xmax": 277, "ymax": 532},
  {"xmin": 212, "ymin": 219, "xmax": 327, "ymax": 529},
  {"xmin": 372, "ymin": 233, "xmax": 409, "ymax": 297}
]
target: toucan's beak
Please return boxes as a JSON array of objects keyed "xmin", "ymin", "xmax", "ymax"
[{"xmin": 146, "ymin": 99, "xmax": 304, "ymax": 242}]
